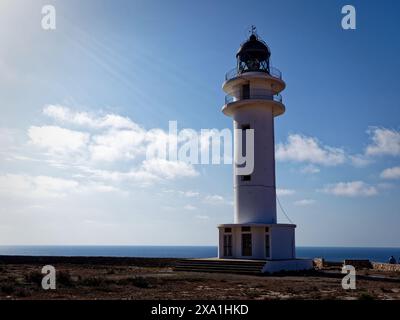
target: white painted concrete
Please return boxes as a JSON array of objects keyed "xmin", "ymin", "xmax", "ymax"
[
  {"xmin": 223, "ymin": 72, "xmax": 285, "ymax": 226},
  {"xmin": 218, "ymin": 224, "xmax": 296, "ymax": 260},
  {"xmin": 217, "ymin": 38, "xmax": 313, "ymax": 272},
  {"xmin": 233, "ymin": 104, "xmax": 277, "ymax": 224},
  {"xmin": 270, "ymin": 225, "xmax": 295, "ymax": 260},
  {"xmin": 262, "ymin": 259, "xmax": 314, "ymax": 273}
]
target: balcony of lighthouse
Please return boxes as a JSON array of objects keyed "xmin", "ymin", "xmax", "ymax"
[
  {"xmin": 225, "ymin": 89, "xmax": 282, "ymax": 104},
  {"xmin": 225, "ymin": 65, "xmax": 282, "ymax": 81},
  {"xmin": 222, "ymin": 86, "xmax": 285, "ymax": 117},
  {"xmin": 223, "ymin": 64, "xmax": 286, "ymax": 98}
]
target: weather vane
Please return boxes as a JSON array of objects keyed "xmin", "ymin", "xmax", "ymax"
[{"xmin": 250, "ymin": 25, "xmax": 257, "ymax": 36}]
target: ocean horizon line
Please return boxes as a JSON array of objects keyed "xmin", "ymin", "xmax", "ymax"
[
  {"xmin": 1, "ymin": 245, "xmax": 400, "ymax": 263},
  {"xmin": 1, "ymin": 245, "xmax": 400, "ymax": 248}
]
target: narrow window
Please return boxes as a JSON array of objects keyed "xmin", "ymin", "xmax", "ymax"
[
  {"xmin": 240, "ymin": 124, "xmax": 250, "ymax": 160},
  {"xmin": 223, "ymin": 234, "xmax": 232, "ymax": 257},
  {"xmin": 242, "ymin": 84, "xmax": 250, "ymax": 99}
]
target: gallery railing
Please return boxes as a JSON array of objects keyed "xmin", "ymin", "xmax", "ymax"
[
  {"xmin": 225, "ymin": 92, "xmax": 282, "ymax": 104},
  {"xmin": 225, "ymin": 65, "xmax": 282, "ymax": 81}
]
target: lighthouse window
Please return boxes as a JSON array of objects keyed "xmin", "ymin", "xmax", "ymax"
[
  {"xmin": 241, "ymin": 175, "xmax": 251, "ymax": 181},
  {"xmin": 240, "ymin": 124, "xmax": 250, "ymax": 160},
  {"xmin": 224, "ymin": 228, "xmax": 232, "ymax": 233},
  {"xmin": 242, "ymin": 84, "xmax": 250, "ymax": 99},
  {"xmin": 241, "ymin": 226, "xmax": 251, "ymax": 232},
  {"xmin": 223, "ymin": 234, "xmax": 233, "ymax": 257}
]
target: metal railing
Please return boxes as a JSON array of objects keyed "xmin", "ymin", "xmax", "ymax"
[
  {"xmin": 225, "ymin": 65, "xmax": 282, "ymax": 81},
  {"xmin": 225, "ymin": 92, "xmax": 282, "ymax": 104}
]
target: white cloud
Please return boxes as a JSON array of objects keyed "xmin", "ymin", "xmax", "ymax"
[
  {"xmin": 184, "ymin": 204, "xmax": 197, "ymax": 211},
  {"xmin": 90, "ymin": 129, "xmax": 146, "ymax": 162},
  {"xmin": 182, "ymin": 190, "xmax": 200, "ymax": 197},
  {"xmin": 365, "ymin": 127, "xmax": 400, "ymax": 156},
  {"xmin": 349, "ymin": 154, "xmax": 372, "ymax": 167},
  {"xmin": 99, "ymin": 114, "xmax": 140, "ymax": 131},
  {"xmin": 162, "ymin": 189, "xmax": 200, "ymax": 197},
  {"xmin": 79, "ymin": 182, "xmax": 124, "ymax": 194},
  {"xmin": 203, "ymin": 194, "xmax": 225, "ymax": 204},
  {"xmin": 203, "ymin": 194, "xmax": 233, "ymax": 206},
  {"xmin": 0, "ymin": 174, "xmax": 125, "ymax": 200},
  {"xmin": 141, "ymin": 158, "xmax": 199, "ymax": 180},
  {"xmin": 0, "ymin": 174, "xmax": 79, "ymax": 199},
  {"xmin": 380, "ymin": 166, "xmax": 400, "ymax": 180},
  {"xmin": 276, "ymin": 188, "xmax": 295, "ymax": 196},
  {"xmin": 28, "ymin": 126, "xmax": 89, "ymax": 154},
  {"xmin": 294, "ymin": 199, "xmax": 315, "ymax": 206},
  {"xmin": 26, "ymin": 106, "xmax": 200, "ymax": 186},
  {"xmin": 42, "ymin": 106, "xmax": 149, "ymax": 162},
  {"xmin": 43, "ymin": 105, "xmax": 139, "ymax": 130},
  {"xmin": 276, "ymin": 134, "xmax": 346, "ymax": 166},
  {"xmin": 321, "ymin": 181, "xmax": 378, "ymax": 197},
  {"xmin": 75, "ymin": 166, "xmax": 161, "ymax": 186},
  {"xmin": 195, "ymin": 215, "xmax": 210, "ymax": 220},
  {"xmin": 300, "ymin": 164, "xmax": 320, "ymax": 174},
  {"xmin": 39, "ymin": 106, "xmax": 203, "ymax": 169},
  {"xmin": 377, "ymin": 182, "xmax": 395, "ymax": 190},
  {"xmin": 75, "ymin": 159, "xmax": 198, "ymax": 186}
]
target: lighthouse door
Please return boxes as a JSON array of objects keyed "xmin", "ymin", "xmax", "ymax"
[{"xmin": 241, "ymin": 233, "xmax": 252, "ymax": 256}]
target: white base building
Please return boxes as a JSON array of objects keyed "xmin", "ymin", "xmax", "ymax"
[{"xmin": 218, "ymin": 224, "xmax": 295, "ymax": 260}]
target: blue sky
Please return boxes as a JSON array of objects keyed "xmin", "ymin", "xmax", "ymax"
[{"xmin": 1, "ymin": 0, "xmax": 400, "ymax": 246}]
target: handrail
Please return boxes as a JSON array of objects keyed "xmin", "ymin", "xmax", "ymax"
[
  {"xmin": 225, "ymin": 66, "xmax": 282, "ymax": 81},
  {"xmin": 225, "ymin": 92, "xmax": 282, "ymax": 104}
]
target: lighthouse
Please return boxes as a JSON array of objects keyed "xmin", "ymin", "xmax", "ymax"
[{"xmin": 217, "ymin": 29, "xmax": 313, "ymax": 272}]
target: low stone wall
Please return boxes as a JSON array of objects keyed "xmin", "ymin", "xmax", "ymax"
[
  {"xmin": 313, "ymin": 258, "xmax": 400, "ymax": 272},
  {"xmin": 313, "ymin": 258, "xmax": 343, "ymax": 269},
  {"xmin": 372, "ymin": 262, "xmax": 400, "ymax": 272},
  {"xmin": 344, "ymin": 259, "xmax": 372, "ymax": 269}
]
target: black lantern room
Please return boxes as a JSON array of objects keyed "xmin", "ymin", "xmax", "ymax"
[{"xmin": 236, "ymin": 33, "xmax": 271, "ymax": 74}]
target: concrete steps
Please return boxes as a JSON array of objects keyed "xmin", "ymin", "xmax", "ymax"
[{"xmin": 174, "ymin": 259, "xmax": 266, "ymax": 275}]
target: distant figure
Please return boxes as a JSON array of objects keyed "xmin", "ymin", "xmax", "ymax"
[{"xmin": 389, "ymin": 256, "xmax": 396, "ymax": 264}]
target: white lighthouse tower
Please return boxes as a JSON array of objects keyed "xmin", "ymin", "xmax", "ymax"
[{"xmin": 218, "ymin": 29, "xmax": 312, "ymax": 272}]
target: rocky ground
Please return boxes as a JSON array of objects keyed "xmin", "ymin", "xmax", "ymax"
[{"xmin": 0, "ymin": 258, "xmax": 399, "ymax": 300}]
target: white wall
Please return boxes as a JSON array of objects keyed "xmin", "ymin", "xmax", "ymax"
[
  {"xmin": 270, "ymin": 226, "xmax": 295, "ymax": 260},
  {"xmin": 218, "ymin": 224, "xmax": 295, "ymax": 260},
  {"xmin": 233, "ymin": 103, "xmax": 277, "ymax": 224}
]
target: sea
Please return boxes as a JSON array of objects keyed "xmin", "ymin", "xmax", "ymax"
[{"xmin": 0, "ymin": 246, "xmax": 400, "ymax": 263}]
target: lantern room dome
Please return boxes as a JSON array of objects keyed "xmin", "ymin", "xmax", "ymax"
[
  {"xmin": 236, "ymin": 33, "xmax": 271, "ymax": 74},
  {"xmin": 236, "ymin": 34, "xmax": 271, "ymax": 60}
]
